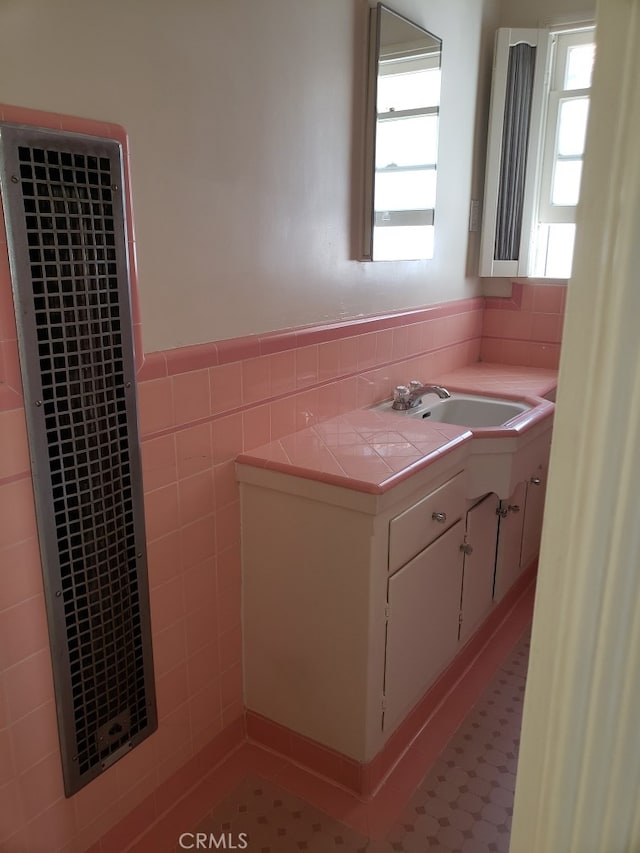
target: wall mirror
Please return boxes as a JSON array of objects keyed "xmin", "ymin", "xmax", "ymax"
[{"xmin": 363, "ymin": 4, "xmax": 442, "ymax": 261}]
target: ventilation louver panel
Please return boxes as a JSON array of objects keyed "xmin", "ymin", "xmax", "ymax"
[
  {"xmin": 479, "ymin": 28, "xmax": 549, "ymax": 277},
  {"xmin": 0, "ymin": 125, "xmax": 156, "ymax": 796}
]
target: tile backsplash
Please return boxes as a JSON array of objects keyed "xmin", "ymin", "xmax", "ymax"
[{"xmin": 481, "ymin": 282, "xmax": 565, "ymax": 369}]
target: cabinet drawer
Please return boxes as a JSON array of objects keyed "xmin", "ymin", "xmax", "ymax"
[{"xmin": 388, "ymin": 470, "xmax": 465, "ymax": 574}]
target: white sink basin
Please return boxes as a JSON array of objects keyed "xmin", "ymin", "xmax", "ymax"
[{"xmin": 373, "ymin": 392, "xmax": 531, "ymax": 428}]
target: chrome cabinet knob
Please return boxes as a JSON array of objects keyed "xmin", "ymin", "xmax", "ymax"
[
  {"xmin": 460, "ymin": 543, "xmax": 473, "ymax": 555},
  {"xmin": 530, "ymin": 476, "xmax": 542, "ymax": 485},
  {"xmin": 509, "ymin": 504, "xmax": 521, "ymax": 513},
  {"xmin": 432, "ymin": 511, "xmax": 447, "ymax": 523}
]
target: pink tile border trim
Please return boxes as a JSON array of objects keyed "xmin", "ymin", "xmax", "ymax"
[
  {"xmin": 95, "ymin": 716, "xmax": 246, "ymax": 853},
  {"xmin": 246, "ymin": 560, "xmax": 537, "ymax": 798},
  {"xmin": 153, "ymin": 298, "xmax": 484, "ymax": 376},
  {"xmin": 114, "ymin": 567, "xmax": 535, "ymax": 851}
]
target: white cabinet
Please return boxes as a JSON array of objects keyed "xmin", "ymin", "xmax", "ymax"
[
  {"xmin": 239, "ymin": 452, "xmax": 470, "ymax": 762},
  {"xmin": 238, "ymin": 416, "xmax": 552, "ymax": 763},
  {"xmin": 520, "ymin": 463, "xmax": 548, "ymax": 569},
  {"xmin": 459, "ymin": 494, "xmax": 500, "ymax": 644},
  {"xmin": 494, "ymin": 481, "xmax": 527, "ymax": 602},
  {"xmin": 494, "ymin": 456, "xmax": 549, "ymax": 602},
  {"xmin": 384, "ymin": 521, "xmax": 464, "ymax": 734}
]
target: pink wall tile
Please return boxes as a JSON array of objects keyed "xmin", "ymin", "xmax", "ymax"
[
  {"xmin": 138, "ymin": 378, "xmax": 174, "ymax": 437},
  {"xmin": 339, "ymin": 337, "xmax": 359, "ymax": 374},
  {"xmin": 269, "ymin": 350, "xmax": 297, "ymax": 396},
  {"xmin": 26, "ymin": 798, "xmax": 77, "ymax": 853},
  {"xmin": 0, "ymin": 332, "xmax": 20, "ymax": 390},
  {"xmin": 178, "ymin": 470, "xmax": 215, "ymax": 527},
  {"xmin": 0, "ymin": 409, "xmax": 30, "ymax": 480},
  {"xmin": 3, "ymin": 648, "xmax": 53, "ymax": 724},
  {"xmin": 241, "ymin": 355, "xmax": 270, "ymax": 405},
  {"xmin": 531, "ymin": 312, "xmax": 563, "ymax": 343},
  {"xmin": 219, "ymin": 624, "xmax": 242, "ymax": 674},
  {"xmin": 270, "ymin": 396, "xmax": 297, "ymax": 440},
  {"xmin": 137, "ymin": 351, "xmax": 167, "ymax": 382},
  {"xmin": 156, "ymin": 663, "xmax": 190, "ymax": 721},
  {"xmin": 0, "ymin": 595, "xmax": 49, "ymax": 671},
  {"xmin": 317, "ymin": 382, "xmax": 341, "ymax": 422},
  {"xmin": 220, "ymin": 662, "xmax": 243, "ymax": 711},
  {"xmin": 406, "ymin": 323, "xmax": 423, "ymax": 356},
  {"xmin": 213, "ymin": 461, "xmax": 239, "ymax": 509},
  {"xmin": 0, "ymin": 269, "xmax": 17, "ymax": 345},
  {"xmin": 529, "ymin": 342, "xmax": 561, "ymax": 369},
  {"xmin": 183, "ymin": 558, "xmax": 217, "ymax": 615},
  {"xmin": 242, "ymin": 404, "xmax": 271, "ymax": 450},
  {"xmin": 180, "ymin": 515, "xmax": 216, "ymax": 571},
  {"xmin": 0, "ymin": 728, "xmax": 16, "ymax": 787},
  {"xmin": 149, "ymin": 575, "xmax": 185, "ymax": 634},
  {"xmin": 152, "ymin": 620, "xmax": 188, "ymax": 679},
  {"xmin": 147, "ymin": 530, "xmax": 182, "ymax": 589},
  {"xmin": 501, "ymin": 340, "xmax": 535, "ymax": 366},
  {"xmin": 71, "ymin": 764, "xmax": 121, "ymax": 832},
  {"xmin": 317, "ymin": 341, "xmax": 341, "ymax": 382},
  {"xmin": 141, "ymin": 434, "xmax": 177, "ymax": 493},
  {"xmin": 375, "ymin": 329, "xmax": 394, "ymax": 364},
  {"xmin": 187, "ymin": 639, "xmax": 220, "ymax": 697},
  {"xmin": 357, "ymin": 333, "xmax": 378, "ymax": 370},
  {"xmin": 532, "ymin": 284, "xmax": 564, "ymax": 313},
  {"xmin": 0, "ymin": 477, "xmax": 37, "ymax": 550},
  {"xmin": 185, "ymin": 605, "xmax": 219, "ymax": 659},
  {"xmin": 216, "ymin": 574, "xmax": 242, "ymax": 637},
  {"xmin": 215, "ymin": 501, "xmax": 241, "ymax": 555},
  {"xmin": 0, "ymin": 538, "xmax": 43, "ymax": 612},
  {"xmin": 98, "ymin": 791, "xmax": 157, "ymax": 853},
  {"xmin": 391, "ymin": 326, "xmax": 409, "ymax": 360},
  {"xmin": 172, "ymin": 369, "xmax": 211, "ymax": 425},
  {"xmin": 18, "ymin": 750, "xmax": 65, "ymax": 821},
  {"xmin": 10, "ymin": 701, "xmax": 59, "ymax": 777},
  {"xmin": 176, "ymin": 423, "xmax": 212, "ymax": 478},
  {"xmin": 165, "ymin": 343, "xmax": 218, "ymax": 376},
  {"xmin": 189, "ymin": 680, "xmax": 222, "ymax": 741},
  {"xmin": 210, "ymin": 361, "xmax": 243, "ymax": 414},
  {"xmin": 295, "ymin": 345, "xmax": 319, "ymax": 389},
  {"xmin": 0, "ymin": 780, "xmax": 24, "ymax": 844},
  {"xmin": 143, "ymin": 483, "xmax": 180, "ymax": 543},
  {"xmin": 211, "ymin": 413, "xmax": 242, "ymax": 465}
]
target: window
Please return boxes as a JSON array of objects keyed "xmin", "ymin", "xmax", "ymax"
[
  {"xmin": 533, "ymin": 30, "xmax": 595, "ymax": 276},
  {"xmin": 373, "ymin": 52, "xmax": 441, "ymax": 261},
  {"xmin": 480, "ymin": 25, "xmax": 596, "ymax": 279}
]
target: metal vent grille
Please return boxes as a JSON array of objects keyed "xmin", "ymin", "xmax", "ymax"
[{"xmin": 0, "ymin": 125, "xmax": 156, "ymax": 796}]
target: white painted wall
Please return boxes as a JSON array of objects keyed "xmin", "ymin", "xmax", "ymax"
[
  {"xmin": 499, "ymin": 0, "xmax": 595, "ymax": 28},
  {"xmin": 0, "ymin": 0, "xmax": 496, "ymax": 351}
]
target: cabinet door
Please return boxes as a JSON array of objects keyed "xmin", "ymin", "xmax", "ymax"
[
  {"xmin": 520, "ymin": 466, "xmax": 548, "ymax": 569},
  {"xmin": 494, "ymin": 481, "xmax": 527, "ymax": 602},
  {"xmin": 459, "ymin": 494, "xmax": 499, "ymax": 645},
  {"xmin": 383, "ymin": 521, "xmax": 464, "ymax": 734}
]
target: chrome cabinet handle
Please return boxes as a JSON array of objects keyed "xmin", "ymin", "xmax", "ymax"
[
  {"xmin": 509, "ymin": 504, "xmax": 521, "ymax": 513},
  {"xmin": 530, "ymin": 476, "xmax": 542, "ymax": 485},
  {"xmin": 432, "ymin": 511, "xmax": 447, "ymax": 523}
]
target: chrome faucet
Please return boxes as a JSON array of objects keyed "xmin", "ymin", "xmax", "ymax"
[{"xmin": 391, "ymin": 380, "xmax": 451, "ymax": 410}]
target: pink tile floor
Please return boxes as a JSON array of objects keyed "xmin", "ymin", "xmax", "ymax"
[{"xmin": 183, "ymin": 630, "xmax": 530, "ymax": 852}]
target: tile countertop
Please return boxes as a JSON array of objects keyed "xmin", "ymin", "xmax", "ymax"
[{"xmin": 236, "ymin": 363, "xmax": 557, "ymax": 496}]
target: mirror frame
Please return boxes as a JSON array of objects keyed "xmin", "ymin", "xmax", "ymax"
[{"xmin": 362, "ymin": 3, "xmax": 442, "ymax": 261}]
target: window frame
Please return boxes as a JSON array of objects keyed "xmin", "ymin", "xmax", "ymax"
[{"xmin": 480, "ymin": 24, "xmax": 595, "ymax": 279}]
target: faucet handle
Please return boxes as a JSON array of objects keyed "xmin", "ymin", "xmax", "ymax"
[
  {"xmin": 393, "ymin": 385, "xmax": 410, "ymax": 404},
  {"xmin": 409, "ymin": 380, "xmax": 422, "ymax": 393}
]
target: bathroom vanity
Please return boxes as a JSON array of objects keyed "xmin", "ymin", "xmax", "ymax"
[{"xmin": 236, "ymin": 365, "xmax": 555, "ymax": 765}]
